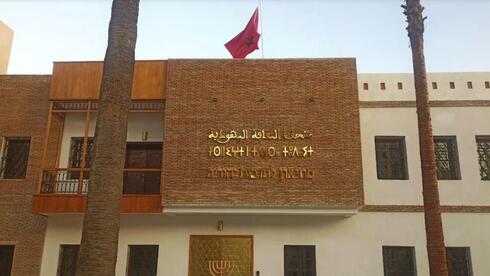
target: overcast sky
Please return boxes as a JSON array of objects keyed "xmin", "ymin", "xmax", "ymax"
[{"xmin": 1, "ymin": 0, "xmax": 489, "ymax": 74}]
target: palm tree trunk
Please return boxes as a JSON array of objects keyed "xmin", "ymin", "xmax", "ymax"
[
  {"xmin": 403, "ymin": 0, "xmax": 448, "ymax": 275},
  {"xmin": 76, "ymin": 0, "xmax": 139, "ymax": 275}
]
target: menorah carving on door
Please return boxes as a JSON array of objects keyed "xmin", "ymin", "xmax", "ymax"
[{"xmin": 208, "ymin": 260, "xmax": 235, "ymax": 276}]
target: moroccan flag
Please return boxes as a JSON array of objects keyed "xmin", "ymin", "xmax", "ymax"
[{"xmin": 225, "ymin": 8, "xmax": 261, "ymax": 59}]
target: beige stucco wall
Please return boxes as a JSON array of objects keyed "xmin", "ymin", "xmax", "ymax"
[
  {"xmin": 361, "ymin": 106, "xmax": 490, "ymax": 206},
  {"xmin": 0, "ymin": 21, "xmax": 13, "ymax": 74},
  {"xmin": 58, "ymin": 113, "xmax": 164, "ymax": 167},
  {"xmin": 358, "ymin": 72, "xmax": 490, "ymax": 101},
  {"xmin": 40, "ymin": 212, "xmax": 490, "ymax": 276}
]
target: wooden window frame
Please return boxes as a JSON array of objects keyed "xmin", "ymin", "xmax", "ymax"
[
  {"xmin": 0, "ymin": 137, "xmax": 31, "ymax": 179},
  {"xmin": 126, "ymin": 245, "xmax": 159, "ymax": 276},
  {"xmin": 375, "ymin": 136, "xmax": 409, "ymax": 180},
  {"xmin": 382, "ymin": 246, "xmax": 417, "ymax": 276},
  {"xmin": 446, "ymin": 247, "xmax": 473, "ymax": 276},
  {"xmin": 434, "ymin": 136, "xmax": 461, "ymax": 180},
  {"xmin": 284, "ymin": 245, "xmax": 316, "ymax": 276},
  {"xmin": 0, "ymin": 244, "xmax": 15, "ymax": 276}
]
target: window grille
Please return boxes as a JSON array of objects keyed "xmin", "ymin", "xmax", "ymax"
[
  {"xmin": 375, "ymin": 137, "xmax": 408, "ymax": 180},
  {"xmin": 127, "ymin": 245, "xmax": 159, "ymax": 276},
  {"xmin": 382, "ymin": 246, "xmax": 417, "ymax": 276},
  {"xmin": 0, "ymin": 137, "xmax": 30, "ymax": 179},
  {"xmin": 57, "ymin": 245, "xmax": 79, "ymax": 276},
  {"xmin": 434, "ymin": 136, "xmax": 461, "ymax": 180},
  {"xmin": 284, "ymin": 245, "xmax": 316, "ymax": 276},
  {"xmin": 446, "ymin": 247, "xmax": 473, "ymax": 276},
  {"xmin": 476, "ymin": 136, "xmax": 490, "ymax": 180},
  {"xmin": 0, "ymin": 245, "xmax": 15, "ymax": 276}
]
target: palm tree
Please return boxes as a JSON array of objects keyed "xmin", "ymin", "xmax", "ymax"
[
  {"xmin": 402, "ymin": 0, "xmax": 448, "ymax": 275},
  {"xmin": 76, "ymin": 0, "xmax": 140, "ymax": 275}
]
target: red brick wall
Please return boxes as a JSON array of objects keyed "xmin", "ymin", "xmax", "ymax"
[
  {"xmin": 163, "ymin": 59, "xmax": 363, "ymax": 208},
  {"xmin": 0, "ymin": 75, "xmax": 51, "ymax": 276}
]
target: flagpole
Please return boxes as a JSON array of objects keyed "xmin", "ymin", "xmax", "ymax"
[{"xmin": 259, "ymin": 0, "xmax": 264, "ymax": 58}]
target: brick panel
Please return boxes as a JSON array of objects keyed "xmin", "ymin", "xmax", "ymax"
[
  {"xmin": 0, "ymin": 75, "xmax": 51, "ymax": 276},
  {"xmin": 163, "ymin": 59, "xmax": 363, "ymax": 208}
]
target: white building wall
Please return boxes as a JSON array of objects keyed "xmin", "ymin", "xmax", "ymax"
[
  {"xmin": 40, "ymin": 213, "xmax": 490, "ymax": 276},
  {"xmin": 58, "ymin": 113, "xmax": 164, "ymax": 167},
  {"xmin": 358, "ymin": 72, "xmax": 490, "ymax": 102},
  {"xmin": 361, "ymin": 106, "xmax": 490, "ymax": 206}
]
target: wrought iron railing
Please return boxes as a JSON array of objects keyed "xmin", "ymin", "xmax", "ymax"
[{"xmin": 40, "ymin": 168, "xmax": 161, "ymax": 195}]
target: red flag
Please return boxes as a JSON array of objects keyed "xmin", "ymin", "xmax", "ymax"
[{"xmin": 225, "ymin": 8, "xmax": 261, "ymax": 59}]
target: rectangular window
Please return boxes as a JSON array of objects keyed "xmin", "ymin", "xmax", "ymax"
[
  {"xmin": 57, "ymin": 245, "xmax": 79, "ymax": 276},
  {"xmin": 380, "ymin": 82, "xmax": 386, "ymax": 90},
  {"xmin": 0, "ymin": 245, "xmax": 15, "ymax": 276},
  {"xmin": 375, "ymin": 137, "xmax": 408, "ymax": 180},
  {"xmin": 434, "ymin": 136, "xmax": 461, "ymax": 180},
  {"xmin": 476, "ymin": 136, "xmax": 490, "ymax": 181},
  {"xmin": 363, "ymin": 83, "xmax": 369, "ymax": 90},
  {"xmin": 0, "ymin": 137, "xmax": 30, "ymax": 179},
  {"xmin": 446, "ymin": 247, "xmax": 473, "ymax": 276},
  {"xmin": 382, "ymin": 246, "xmax": 417, "ymax": 276},
  {"xmin": 467, "ymin": 81, "xmax": 473, "ymax": 89},
  {"xmin": 284, "ymin": 245, "xmax": 316, "ymax": 276},
  {"xmin": 485, "ymin": 81, "xmax": 490, "ymax": 89},
  {"xmin": 432, "ymin": 82, "xmax": 438, "ymax": 90},
  {"xmin": 450, "ymin": 82, "xmax": 456, "ymax": 89},
  {"xmin": 127, "ymin": 245, "xmax": 159, "ymax": 276},
  {"xmin": 397, "ymin": 82, "xmax": 403, "ymax": 90},
  {"xmin": 68, "ymin": 137, "xmax": 94, "ymax": 180}
]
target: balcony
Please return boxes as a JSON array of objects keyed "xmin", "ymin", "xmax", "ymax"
[
  {"xmin": 33, "ymin": 168, "xmax": 162, "ymax": 214},
  {"xmin": 32, "ymin": 99, "xmax": 165, "ymax": 215}
]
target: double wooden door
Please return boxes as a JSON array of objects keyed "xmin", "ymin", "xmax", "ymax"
[{"xmin": 123, "ymin": 142, "xmax": 162, "ymax": 194}]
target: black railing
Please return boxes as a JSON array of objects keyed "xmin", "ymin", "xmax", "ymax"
[{"xmin": 40, "ymin": 168, "xmax": 161, "ymax": 195}]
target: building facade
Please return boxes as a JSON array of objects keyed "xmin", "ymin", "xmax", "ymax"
[
  {"xmin": 0, "ymin": 59, "xmax": 489, "ymax": 276},
  {"xmin": 0, "ymin": 21, "xmax": 13, "ymax": 74}
]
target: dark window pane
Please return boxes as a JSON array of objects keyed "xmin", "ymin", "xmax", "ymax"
[
  {"xmin": 476, "ymin": 136, "xmax": 490, "ymax": 180},
  {"xmin": 57, "ymin": 245, "xmax": 79, "ymax": 276},
  {"xmin": 383, "ymin": 246, "xmax": 417, "ymax": 276},
  {"xmin": 284, "ymin": 245, "xmax": 316, "ymax": 276},
  {"xmin": 0, "ymin": 245, "xmax": 15, "ymax": 276},
  {"xmin": 434, "ymin": 137, "xmax": 461, "ymax": 180},
  {"xmin": 1, "ymin": 138, "xmax": 30, "ymax": 179},
  {"xmin": 375, "ymin": 137, "xmax": 408, "ymax": 180},
  {"xmin": 127, "ymin": 245, "xmax": 159, "ymax": 276},
  {"xmin": 447, "ymin": 247, "xmax": 473, "ymax": 276},
  {"xmin": 68, "ymin": 138, "xmax": 94, "ymax": 180}
]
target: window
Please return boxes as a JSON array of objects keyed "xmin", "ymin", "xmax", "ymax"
[
  {"xmin": 380, "ymin": 82, "xmax": 386, "ymax": 90},
  {"xmin": 450, "ymin": 82, "xmax": 456, "ymax": 89},
  {"xmin": 467, "ymin": 81, "xmax": 473, "ymax": 89},
  {"xmin": 382, "ymin": 246, "xmax": 417, "ymax": 276},
  {"xmin": 397, "ymin": 82, "xmax": 403, "ymax": 90},
  {"xmin": 57, "ymin": 245, "xmax": 79, "ymax": 276},
  {"xmin": 127, "ymin": 245, "xmax": 159, "ymax": 276},
  {"xmin": 284, "ymin": 245, "xmax": 316, "ymax": 276},
  {"xmin": 375, "ymin": 137, "xmax": 408, "ymax": 180},
  {"xmin": 0, "ymin": 137, "xmax": 30, "ymax": 179},
  {"xmin": 432, "ymin": 82, "xmax": 438, "ymax": 90},
  {"xmin": 68, "ymin": 137, "xmax": 94, "ymax": 179},
  {"xmin": 434, "ymin": 136, "xmax": 461, "ymax": 180},
  {"xmin": 485, "ymin": 81, "xmax": 490, "ymax": 89},
  {"xmin": 446, "ymin": 247, "xmax": 473, "ymax": 276},
  {"xmin": 0, "ymin": 245, "xmax": 15, "ymax": 276},
  {"xmin": 476, "ymin": 136, "xmax": 490, "ymax": 181},
  {"xmin": 363, "ymin": 83, "xmax": 369, "ymax": 90},
  {"xmin": 69, "ymin": 137, "xmax": 94, "ymax": 169}
]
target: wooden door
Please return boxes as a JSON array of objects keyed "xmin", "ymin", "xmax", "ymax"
[{"xmin": 124, "ymin": 143, "xmax": 162, "ymax": 194}]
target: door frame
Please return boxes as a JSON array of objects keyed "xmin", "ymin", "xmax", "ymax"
[{"xmin": 188, "ymin": 235, "xmax": 254, "ymax": 276}]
